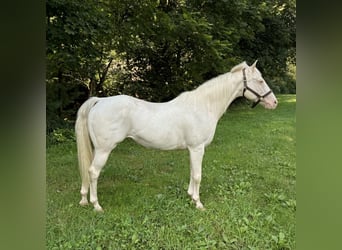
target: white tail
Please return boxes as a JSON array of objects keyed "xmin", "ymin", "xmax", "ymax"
[{"xmin": 75, "ymin": 97, "xmax": 99, "ymax": 189}]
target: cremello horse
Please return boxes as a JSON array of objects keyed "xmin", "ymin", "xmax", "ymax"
[{"xmin": 75, "ymin": 61, "xmax": 278, "ymax": 211}]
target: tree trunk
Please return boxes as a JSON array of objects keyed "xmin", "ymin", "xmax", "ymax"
[
  {"xmin": 89, "ymin": 78, "xmax": 97, "ymax": 97},
  {"xmin": 97, "ymin": 58, "xmax": 114, "ymax": 97}
]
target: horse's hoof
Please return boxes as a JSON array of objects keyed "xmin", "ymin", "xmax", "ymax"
[
  {"xmin": 195, "ymin": 201, "xmax": 205, "ymax": 211},
  {"xmin": 197, "ymin": 206, "xmax": 206, "ymax": 211},
  {"xmin": 94, "ymin": 205, "xmax": 104, "ymax": 212},
  {"xmin": 79, "ymin": 200, "xmax": 89, "ymax": 206}
]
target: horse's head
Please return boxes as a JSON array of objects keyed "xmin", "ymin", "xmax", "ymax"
[{"xmin": 241, "ymin": 60, "xmax": 278, "ymax": 109}]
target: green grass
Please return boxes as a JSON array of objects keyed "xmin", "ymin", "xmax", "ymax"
[{"xmin": 47, "ymin": 95, "xmax": 296, "ymax": 249}]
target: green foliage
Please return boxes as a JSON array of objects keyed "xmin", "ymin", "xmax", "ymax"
[
  {"xmin": 114, "ymin": 3, "xmax": 231, "ymax": 101},
  {"xmin": 47, "ymin": 128, "xmax": 76, "ymax": 145},
  {"xmin": 47, "ymin": 95, "xmax": 296, "ymax": 249},
  {"xmin": 46, "ymin": 0, "xmax": 115, "ymax": 127},
  {"xmin": 236, "ymin": 0, "xmax": 296, "ymax": 92},
  {"xmin": 46, "ymin": 0, "xmax": 296, "ymax": 129}
]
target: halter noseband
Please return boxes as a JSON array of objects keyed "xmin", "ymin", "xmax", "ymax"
[{"xmin": 242, "ymin": 68, "xmax": 273, "ymax": 108}]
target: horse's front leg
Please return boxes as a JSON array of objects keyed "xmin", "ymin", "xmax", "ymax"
[{"xmin": 188, "ymin": 145, "xmax": 205, "ymax": 210}]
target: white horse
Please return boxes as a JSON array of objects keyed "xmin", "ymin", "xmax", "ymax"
[{"xmin": 75, "ymin": 61, "xmax": 278, "ymax": 212}]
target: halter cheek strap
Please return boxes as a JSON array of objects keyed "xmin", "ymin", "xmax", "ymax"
[{"xmin": 242, "ymin": 68, "xmax": 273, "ymax": 108}]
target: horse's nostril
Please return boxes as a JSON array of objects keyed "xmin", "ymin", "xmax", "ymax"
[{"xmin": 274, "ymin": 100, "xmax": 278, "ymax": 104}]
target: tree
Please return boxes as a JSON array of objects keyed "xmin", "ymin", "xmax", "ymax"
[
  {"xmin": 236, "ymin": 0, "xmax": 296, "ymax": 93},
  {"xmin": 106, "ymin": 0, "xmax": 232, "ymax": 101},
  {"xmin": 46, "ymin": 0, "xmax": 296, "ymax": 131},
  {"xmin": 46, "ymin": 0, "xmax": 114, "ymax": 129}
]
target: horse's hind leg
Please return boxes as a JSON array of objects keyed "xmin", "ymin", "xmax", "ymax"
[
  {"xmin": 188, "ymin": 145, "xmax": 205, "ymax": 210},
  {"xmin": 89, "ymin": 149, "xmax": 111, "ymax": 212}
]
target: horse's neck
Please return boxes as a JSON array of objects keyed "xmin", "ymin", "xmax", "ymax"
[
  {"xmin": 174, "ymin": 72, "xmax": 243, "ymax": 120},
  {"xmin": 198, "ymin": 72, "xmax": 243, "ymax": 120}
]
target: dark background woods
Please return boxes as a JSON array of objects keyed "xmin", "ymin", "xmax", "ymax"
[{"xmin": 46, "ymin": 0, "xmax": 296, "ymax": 132}]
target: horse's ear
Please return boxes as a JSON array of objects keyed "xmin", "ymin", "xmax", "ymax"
[{"xmin": 251, "ymin": 60, "xmax": 258, "ymax": 71}]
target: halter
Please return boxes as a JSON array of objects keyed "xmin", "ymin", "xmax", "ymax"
[{"xmin": 242, "ymin": 68, "xmax": 273, "ymax": 108}]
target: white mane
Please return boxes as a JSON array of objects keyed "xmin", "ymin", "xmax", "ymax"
[
  {"xmin": 174, "ymin": 61, "xmax": 248, "ymax": 119},
  {"xmin": 230, "ymin": 61, "xmax": 248, "ymax": 73}
]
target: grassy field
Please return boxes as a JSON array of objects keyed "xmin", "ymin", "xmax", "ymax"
[{"xmin": 47, "ymin": 95, "xmax": 296, "ymax": 249}]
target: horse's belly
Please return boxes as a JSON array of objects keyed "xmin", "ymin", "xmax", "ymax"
[{"xmin": 128, "ymin": 129, "xmax": 187, "ymax": 150}]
